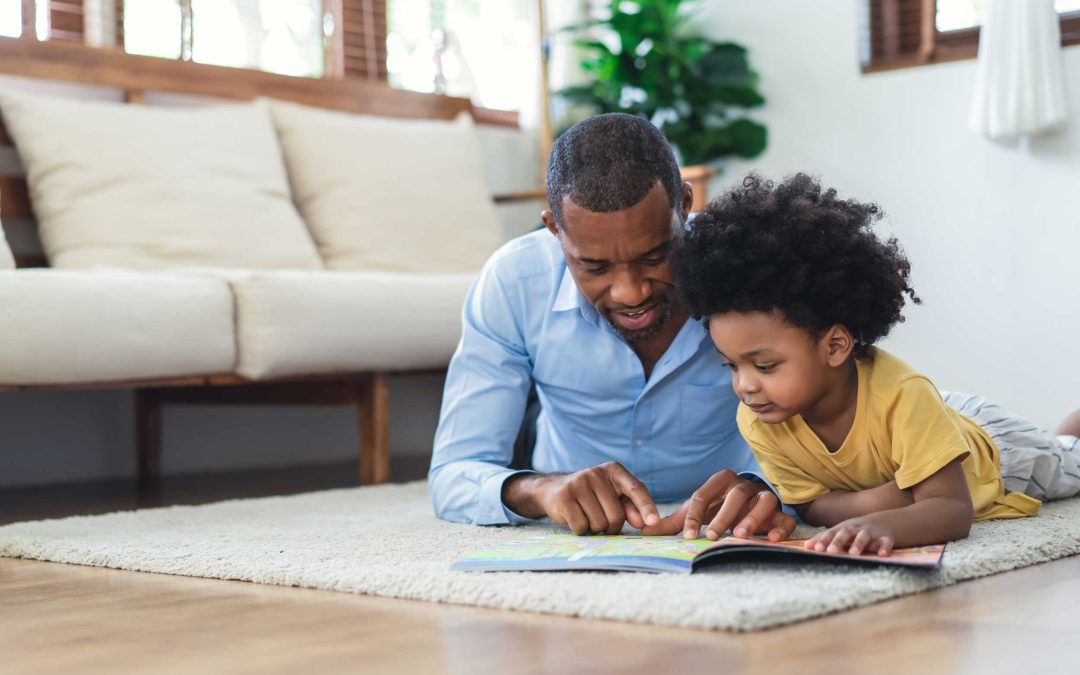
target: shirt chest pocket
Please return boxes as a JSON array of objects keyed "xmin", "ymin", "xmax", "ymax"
[{"xmin": 679, "ymin": 383, "xmax": 739, "ymax": 443}]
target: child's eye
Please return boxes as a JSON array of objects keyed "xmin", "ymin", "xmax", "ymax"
[
  {"xmin": 721, "ymin": 361, "xmax": 736, "ymax": 370},
  {"xmin": 755, "ymin": 363, "xmax": 776, "ymax": 373}
]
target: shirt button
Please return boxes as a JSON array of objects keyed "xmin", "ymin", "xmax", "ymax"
[{"xmin": 634, "ymin": 439, "xmax": 644, "ymax": 447}]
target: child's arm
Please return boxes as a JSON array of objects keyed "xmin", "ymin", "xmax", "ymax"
[
  {"xmin": 803, "ymin": 458, "xmax": 974, "ymax": 555},
  {"xmin": 794, "ymin": 481, "xmax": 914, "ymax": 526}
]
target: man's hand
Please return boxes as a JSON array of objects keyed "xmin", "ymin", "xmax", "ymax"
[
  {"xmin": 804, "ymin": 517, "xmax": 896, "ymax": 556},
  {"xmin": 502, "ymin": 462, "xmax": 661, "ymax": 535},
  {"xmin": 641, "ymin": 470, "xmax": 796, "ymax": 542}
]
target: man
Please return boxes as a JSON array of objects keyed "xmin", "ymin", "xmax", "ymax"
[{"xmin": 429, "ymin": 113, "xmax": 794, "ymax": 541}]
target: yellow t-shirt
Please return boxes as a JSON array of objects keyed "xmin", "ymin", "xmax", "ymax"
[{"xmin": 736, "ymin": 347, "xmax": 1040, "ymax": 521}]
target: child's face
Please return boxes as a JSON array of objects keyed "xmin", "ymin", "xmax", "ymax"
[{"xmin": 707, "ymin": 311, "xmax": 837, "ymax": 424}]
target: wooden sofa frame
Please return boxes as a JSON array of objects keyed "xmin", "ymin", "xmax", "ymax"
[{"xmin": 0, "ymin": 37, "xmax": 546, "ymax": 486}]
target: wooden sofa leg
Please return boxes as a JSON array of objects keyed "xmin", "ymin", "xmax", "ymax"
[
  {"xmin": 357, "ymin": 373, "xmax": 391, "ymax": 485},
  {"xmin": 134, "ymin": 389, "xmax": 163, "ymax": 485}
]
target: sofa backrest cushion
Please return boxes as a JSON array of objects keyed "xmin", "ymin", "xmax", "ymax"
[
  {"xmin": 268, "ymin": 99, "xmax": 502, "ymax": 273},
  {"xmin": 0, "ymin": 93, "xmax": 322, "ymax": 270},
  {"xmin": 0, "ymin": 222, "xmax": 14, "ymax": 269}
]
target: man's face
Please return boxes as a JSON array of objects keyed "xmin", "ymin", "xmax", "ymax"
[{"xmin": 543, "ymin": 181, "xmax": 692, "ymax": 342}]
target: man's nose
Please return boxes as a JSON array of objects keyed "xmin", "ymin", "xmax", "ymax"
[{"xmin": 608, "ymin": 268, "xmax": 650, "ymax": 307}]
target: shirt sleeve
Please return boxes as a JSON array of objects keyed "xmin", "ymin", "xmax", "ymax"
[
  {"xmin": 427, "ymin": 258, "xmax": 537, "ymax": 525},
  {"xmin": 736, "ymin": 405, "xmax": 829, "ymax": 505},
  {"xmin": 888, "ymin": 378, "xmax": 972, "ymax": 490}
]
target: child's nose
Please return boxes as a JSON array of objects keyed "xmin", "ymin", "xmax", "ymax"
[{"xmin": 739, "ymin": 373, "xmax": 762, "ymax": 393}]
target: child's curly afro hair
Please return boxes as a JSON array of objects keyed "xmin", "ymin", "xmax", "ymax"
[{"xmin": 673, "ymin": 173, "xmax": 920, "ymax": 356}]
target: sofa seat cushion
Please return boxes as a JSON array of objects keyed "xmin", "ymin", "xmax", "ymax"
[
  {"xmin": 0, "ymin": 270, "xmax": 236, "ymax": 385},
  {"xmin": 230, "ymin": 271, "xmax": 474, "ymax": 379},
  {"xmin": 268, "ymin": 100, "xmax": 502, "ymax": 273},
  {"xmin": 0, "ymin": 93, "xmax": 322, "ymax": 270}
]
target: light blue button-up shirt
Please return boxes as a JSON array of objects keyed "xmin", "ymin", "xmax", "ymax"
[{"xmin": 428, "ymin": 229, "xmax": 763, "ymax": 525}]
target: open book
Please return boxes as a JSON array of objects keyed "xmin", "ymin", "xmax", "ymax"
[{"xmin": 451, "ymin": 534, "xmax": 945, "ymax": 574}]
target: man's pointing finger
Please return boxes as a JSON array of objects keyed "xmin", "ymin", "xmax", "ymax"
[{"xmin": 609, "ymin": 465, "xmax": 660, "ymax": 526}]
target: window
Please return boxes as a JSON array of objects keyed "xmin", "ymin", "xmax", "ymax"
[
  {"xmin": 0, "ymin": 0, "xmax": 530, "ymax": 113},
  {"xmin": 864, "ymin": 0, "xmax": 1080, "ymax": 72},
  {"xmin": 122, "ymin": 0, "xmax": 326, "ymax": 77},
  {"xmin": 386, "ymin": 0, "xmax": 534, "ymax": 112},
  {"xmin": 0, "ymin": 0, "xmax": 21, "ymax": 38},
  {"xmin": 937, "ymin": 0, "xmax": 1080, "ymax": 31},
  {"xmin": 0, "ymin": 0, "xmax": 52, "ymax": 40},
  {"xmin": 123, "ymin": 0, "xmax": 181, "ymax": 59}
]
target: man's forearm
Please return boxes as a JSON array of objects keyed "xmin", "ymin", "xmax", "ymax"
[{"xmin": 800, "ymin": 481, "xmax": 914, "ymax": 526}]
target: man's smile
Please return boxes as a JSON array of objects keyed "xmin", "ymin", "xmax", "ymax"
[{"xmin": 610, "ymin": 301, "xmax": 660, "ymax": 331}]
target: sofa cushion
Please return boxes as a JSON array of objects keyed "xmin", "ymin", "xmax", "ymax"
[
  {"xmin": 0, "ymin": 270, "xmax": 236, "ymax": 385},
  {"xmin": 229, "ymin": 271, "xmax": 474, "ymax": 379},
  {"xmin": 268, "ymin": 100, "xmax": 502, "ymax": 273},
  {"xmin": 0, "ymin": 93, "xmax": 322, "ymax": 270},
  {"xmin": 0, "ymin": 224, "xmax": 13, "ymax": 269}
]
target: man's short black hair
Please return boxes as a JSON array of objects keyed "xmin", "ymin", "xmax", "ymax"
[
  {"xmin": 673, "ymin": 173, "xmax": 921, "ymax": 356},
  {"xmin": 546, "ymin": 113, "xmax": 681, "ymax": 227}
]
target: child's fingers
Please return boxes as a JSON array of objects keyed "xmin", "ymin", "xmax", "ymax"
[
  {"xmin": 848, "ymin": 529, "xmax": 872, "ymax": 556},
  {"xmin": 810, "ymin": 528, "xmax": 835, "ymax": 551},
  {"xmin": 826, "ymin": 526, "xmax": 855, "ymax": 553},
  {"xmin": 876, "ymin": 536, "xmax": 895, "ymax": 556}
]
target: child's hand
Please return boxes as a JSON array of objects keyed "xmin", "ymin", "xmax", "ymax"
[{"xmin": 804, "ymin": 518, "xmax": 895, "ymax": 556}]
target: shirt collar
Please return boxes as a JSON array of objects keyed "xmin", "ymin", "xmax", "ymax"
[{"xmin": 552, "ymin": 266, "xmax": 600, "ymax": 325}]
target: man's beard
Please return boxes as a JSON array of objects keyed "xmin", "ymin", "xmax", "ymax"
[{"xmin": 605, "ymin": 296, "xmax": 672, "ymax": 342}]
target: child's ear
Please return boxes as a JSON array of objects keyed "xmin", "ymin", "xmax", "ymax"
[{"xmin": 823, "ymin": 325, "xmax": 855, "ymax": 367}]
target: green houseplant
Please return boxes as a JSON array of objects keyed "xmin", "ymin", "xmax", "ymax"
[{"xmin": 554, "ymin": 0, "xmax": 766, "ymax": 167}]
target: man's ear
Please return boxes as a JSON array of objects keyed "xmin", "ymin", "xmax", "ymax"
[
  {"xmin": 680, "ymin": 182, "xmax": 694, "ymax": 220},
  {"xmin": 541, "ymin": 210, "xmax": 560, "ymax": 238},
  {"xmin": 823, "ymin": 324, "xmax": 855, "ymax": 367}
]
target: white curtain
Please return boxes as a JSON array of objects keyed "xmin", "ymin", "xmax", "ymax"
[{"xmin": 969, "ymin": 0, "xmax": 1068, "ymax": 139}]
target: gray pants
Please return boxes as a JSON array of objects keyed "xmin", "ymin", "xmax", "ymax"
[{"xmin": 942, "ymin": 391, "xmax": 1080, "ymax": 502}]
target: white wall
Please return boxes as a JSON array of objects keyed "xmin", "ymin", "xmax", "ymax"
[{"xmin": 699, "ymin": 1, "xmax": 1080, "ymax": 431}]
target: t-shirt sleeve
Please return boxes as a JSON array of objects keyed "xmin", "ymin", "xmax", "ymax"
[
  {"xmin": 887, "ymin": 377, "xmax": 972, "ymax": 490},
  {"xmin": 736, "ymin": 405, "xmax": 829, "ymax": 505}
]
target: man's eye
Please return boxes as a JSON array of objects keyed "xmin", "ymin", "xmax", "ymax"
[
  {"xmin": 642, "ymin": 256, "xmax": 666, "ymax": 266},
  {"xmin": 583, "ymin": 266, "xmax": 608, "ymax": 275}
]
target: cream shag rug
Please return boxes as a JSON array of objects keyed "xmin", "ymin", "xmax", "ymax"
[{"xmin": 2, "ymin": 481, "xmax": 1079, "ymax": 631}]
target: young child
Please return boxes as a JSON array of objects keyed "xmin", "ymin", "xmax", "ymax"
[{"xmin": 672, "ymin": 173, "xmax": 1080, "ymax": 556}]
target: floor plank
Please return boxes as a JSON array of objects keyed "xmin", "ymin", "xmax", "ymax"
[{"xmin": 1, "ymin": 554, "xmax": 1078, "ymax": 674}]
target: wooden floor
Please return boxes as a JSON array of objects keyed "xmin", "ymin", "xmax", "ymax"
[{"xmin": 2, "ymin": 464, "xmax": 1079, "ymax": 675}]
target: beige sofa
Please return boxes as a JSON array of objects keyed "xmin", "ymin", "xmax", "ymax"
[{"xmin": 0, "ymin": 88, "xmax": 539, "ymax": 483}]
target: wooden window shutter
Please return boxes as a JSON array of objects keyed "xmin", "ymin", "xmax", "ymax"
[
  {"xmin": 865, "ymin": 0, "xmax": 936, "ymax": 70},
  {"xmin": 114, "ymin": 0, "xmax": 124, "ymax": 48},
  {"xmin": 340, "ymin": 0, "xmax": 388, "ymax": 81},
  {"xmin": 48, "ymin": 0, "xmax": 86, "ymax": 42}
]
